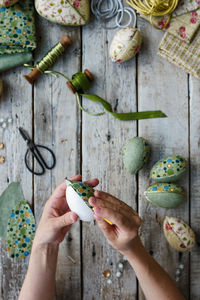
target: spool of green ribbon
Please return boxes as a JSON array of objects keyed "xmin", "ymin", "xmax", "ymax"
[{"xmin": 66, "ymin": 70, "xmax": 167, "ymax": 120}]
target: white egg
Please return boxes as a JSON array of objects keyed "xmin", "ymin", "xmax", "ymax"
[{"xmin": 66, "ymin": 181, "xmax": 94, "ymax": 222}]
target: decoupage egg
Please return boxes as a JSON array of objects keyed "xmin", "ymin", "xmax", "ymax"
[
  {"xmin": 0, "ymin": 0, "xmax": 19, "ymax": 7},
  {"xmin": 66, "ymin": 179, "xmax": 94, "ymax": 222},
  {"xmin": 163, "ymin": 216, "xmax": 195, "ymax": 252},
  {"xmin": 35, "ymin": 0, "xmax": 90, "ymax": 26},
  {"xmin": 122, "ymin": 137, "xmax": 150, "ymax": 174},
  {"xmin": 150, "ymin": 155, "xmax": 187, "ymax": 183},
  {"xmin": 144, "ymin": 183, "xmax": 185, "ymax": 208},
  {"xmin": 110, "ymin": 27, "xmax": 142, "ymax": 63}
]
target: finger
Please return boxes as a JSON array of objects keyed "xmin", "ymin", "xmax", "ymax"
[
  {"xmin": 50, "ymin": 175, "xmax": 82, "ymax": 203},
  {"xmin": 94, "ymin": 216, "xmax": 116, "ymax": 241},
  {"xmin": 84, "ymin": 178, "xmax": 99, "ymax": 187},
  {"xmin": 92, "ymin": 192, "xmax": 134, "ymax": 215},
  {"xmin": 94, "ymin": 206, "xmax": 139, "ymax": 231},
  {"xmin": 55, "ymin": 211, "xmax": 78, "ymax": 229}
]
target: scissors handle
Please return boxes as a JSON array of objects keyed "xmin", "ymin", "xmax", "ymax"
[{"xmin": 25, "ymin": 144, "xmax": 56, "ymax": 176}]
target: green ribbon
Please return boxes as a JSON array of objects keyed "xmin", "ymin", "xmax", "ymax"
[
  {"xmin": 24, "ymin": 66, "xmax": 167, "ymax": 120},
  {"xmin": 80, "ymin": 94, "xmax": 166, "ymax": 120}
]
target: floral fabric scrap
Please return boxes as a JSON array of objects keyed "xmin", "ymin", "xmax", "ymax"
[{"xmin": 0, "ymin": 0, "xmax": 36, "ymax": 55}]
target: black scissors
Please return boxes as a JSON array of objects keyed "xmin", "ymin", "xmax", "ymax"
[{"xmin": 19, "ymin": 127, "xmax": 56, "ymax": 176}]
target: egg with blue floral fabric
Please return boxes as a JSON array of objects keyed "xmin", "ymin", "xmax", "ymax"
[
  {"xmin": 150, "ymin": 155, "xmax": 187, "ymax": 183},
  {"xmin": 122, "ymin": 137, "xmax": 150, "ymax": 174},
  {"xmin": 144, "ymin": 183, "xmax": 185, "ymax": 208},
  {"xmin": 66, "ymin": 179, "xmax": 94, "ymax": 222}
]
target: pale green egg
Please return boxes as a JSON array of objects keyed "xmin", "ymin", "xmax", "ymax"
[
  {"xmin": 144, "ymin": 183, "xmax": 185, "ymax": 208},
  {"xmin": 122, "ymin": 137, "xmax": 150, "ymax": 174}
]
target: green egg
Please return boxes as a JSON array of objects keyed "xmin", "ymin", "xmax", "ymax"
[
  {"xmin": 144, "ymin": 183, "xmax": 185, "ymax": 208},
  {"xmin": 122, "ymin": 137, "xmax": 150, "ymax": 174},
  {"xmin": 150, "ymin": 155, "xmax": 187, "ymax": 183}
]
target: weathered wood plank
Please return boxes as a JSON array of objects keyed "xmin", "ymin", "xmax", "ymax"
[
  {"xmin": 189, "ymin": 76, "xmax": 200, "ymax": 300},
  {"xmin": 33, "ymin": 16, "xmax": 81, "ymax": 300},
  {"xmin": 82, "ymin": 17, "xmax": 138, "ymax": 300},
  {"xmin": 0, "ymin": 66, "xmax": 33, "ymax": 299},
  {"xmin": 137, "ymin": 18, "xmax": 189, "ymax": 299}
]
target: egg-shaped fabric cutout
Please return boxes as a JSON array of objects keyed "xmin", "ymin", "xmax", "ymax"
[
  {"xmin": 144, "ymin": 183, "xmax": 185, "ymax": 208},
  {"xmin": 35, "ymin": 0, "xmax": 90, "ymax": 26},
  {"xmin": 66, "ymin": 180, "xmax": 94, "ymax": 222},
  {"xmin": 163, "ymin": 216, "xmax": 195, "ymax": 252},
  {"xmin": 0, "ymin": 0, "xmax": 19, "ymax": 7},
  {"xmin": 150, "ymin": 155, "xmax": 187, "ymax": 183},
  {"xmin": 6, "ymin": 201, "xmax": 35, "ymax": 259},
  {"xmin": 110, "ymin": 27, "xmax": 142, "ymax": 63},
  {"xmin": 122, "ymin": 137, "xmax": 150, "ymax": 174}
]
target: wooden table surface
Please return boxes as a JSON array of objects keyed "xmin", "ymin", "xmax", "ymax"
[{"xmin": 0, "ymin": 4, "xmax": 200, "ymax": 300}]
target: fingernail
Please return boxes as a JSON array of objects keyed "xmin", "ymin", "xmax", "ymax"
[
  {"xmin": 94, "ymin": 206, "xmax": 101, "ymax": 215},
  {"xmin": 89, "ymin": 197, "xmax": 96, "ymax": 205},
  {"xmin": 71, "ymin": 213, "xmax": 77, "ymax": 223}
]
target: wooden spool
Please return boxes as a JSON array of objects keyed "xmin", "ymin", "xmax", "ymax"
[
  {"xmin": 66, "ymin": 69, "xmax": 94, "ymax": 94},
  {"xmin": 23, "ymin": 34, "xmax": 72, "ymax": 85}
]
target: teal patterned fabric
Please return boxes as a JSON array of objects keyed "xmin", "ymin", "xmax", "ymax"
[
  {"xmin": 0, "ymin": 0, "xmax": 36, "ymax": 55},
  {"xmin": 6, "ymin": 201, "xmax": 35, "ymax": 259}
]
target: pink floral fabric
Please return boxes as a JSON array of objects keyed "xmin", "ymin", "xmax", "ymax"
[
  {"xmin": 0, "ymin": 0, "xmax": 19, "ymax": 7},
  {"xmin": 35, "ymin": 0, "xmax": 90, "ymax": 26}
]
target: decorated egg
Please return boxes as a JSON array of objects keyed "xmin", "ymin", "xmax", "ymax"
[
  {"xmin": 0, "ymin": 0, "xmax": 19, "ymax": 7},
  {"xmin": 66, "ymin": 179, "xmax": 94, "ymax": 222},
  {"xmin": 150, "ymin": 155, "xmax": 187, "ymax": 183},
  {"xmin": 110, "ymin": 27, "xmax": 142, "ymax": 63},
  {"xmin": 163, "ymin": 216, "xmax": 195, "ymax": 252},
  {"xmin": 122, "ymin": 137, "xmax": 150, "ymax": 174},
  {"xmin": 144, "ymin": 183, "xmax": 185, "ymax": 208},
  {"xmin": 35, "ymin": 0, "xmax": 90, "ymax": 26}
]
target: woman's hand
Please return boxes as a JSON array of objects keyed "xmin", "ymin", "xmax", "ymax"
[
  {"xmin": 89, "ymin": 191, "xmax": 141, "ymax": 253},
  {"xmin": 34, "ymin": 175, "xmax": 99, "ymax": 247}
]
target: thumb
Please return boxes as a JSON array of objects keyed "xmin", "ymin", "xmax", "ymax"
[{"xmin": 55, "ymin": 211, "xmax": 78, "ymax": 229}]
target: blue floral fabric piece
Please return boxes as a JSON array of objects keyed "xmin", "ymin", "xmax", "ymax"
[{"xmin": 0, "ymin": 0, "xmax": 36, "ymax": 55}]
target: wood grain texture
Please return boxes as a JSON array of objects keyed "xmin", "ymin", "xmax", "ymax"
[
  {"xmin": 189, "ymin": 76, "xmax": 200, "ymax": 300},
  {"xmin": 33, "ymin": 15, "xmax": 82, "ymax": 300},
  {"xmin": 137, "ymin": 18, "xmax": 190, "ymax": 299},
  {"xmin": 1, "ymin": 5, "xmax": 200, "ymax": 300},
  {"xmin": 0, "ymin": 66, "xmax": 33, "ymax": 300},
  {"xmin": 82, "ymin": 16, "xmax": 138, "ymax": 300}
]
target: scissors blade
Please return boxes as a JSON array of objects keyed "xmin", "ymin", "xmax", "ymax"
[{"xmin": 19, "ymin": 127, "xmax": 31, "ymax": 142}]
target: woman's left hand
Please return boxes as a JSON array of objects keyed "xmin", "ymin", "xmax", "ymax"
[{"xmin": 33, "ymin": 175, "xmax": 99, "ymax": 247}]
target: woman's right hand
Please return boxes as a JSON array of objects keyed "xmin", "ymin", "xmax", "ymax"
[{"xmin": 89, "ymin": 191, "xmax": 142, "ymax": 253}]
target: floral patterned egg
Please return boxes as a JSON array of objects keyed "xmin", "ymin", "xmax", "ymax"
[
  {"xmin": 163, "ymin": 216, "xmax": 195, "ymax": 252},
  {"xmin": 6, "ymin": 201, "xmax": 35, "ymax": 259},
  {"xmin": 122, "ymin": 137, "xmax": 150, "ymax": 174},
  {"xmin": 144, "ymin": 183, "xmax": 185, "ymax": 208},
  {"xmin": 109, "ymin": 27, "xmax": 142, "ymax": 63},
  {"xmin": 0, "ymin": 0, "xmax": 19, "ymax": 7},
  {"xmin": 35, "ymin": 0, "xmax": 90, "ymax": 26},
  {"xmin": 66, "ymin": 179, "xmax": 94, "ymax": 222},
  {"xmin": 150, "ymin": 155, "xmax": 187, "ymax": 183}
]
